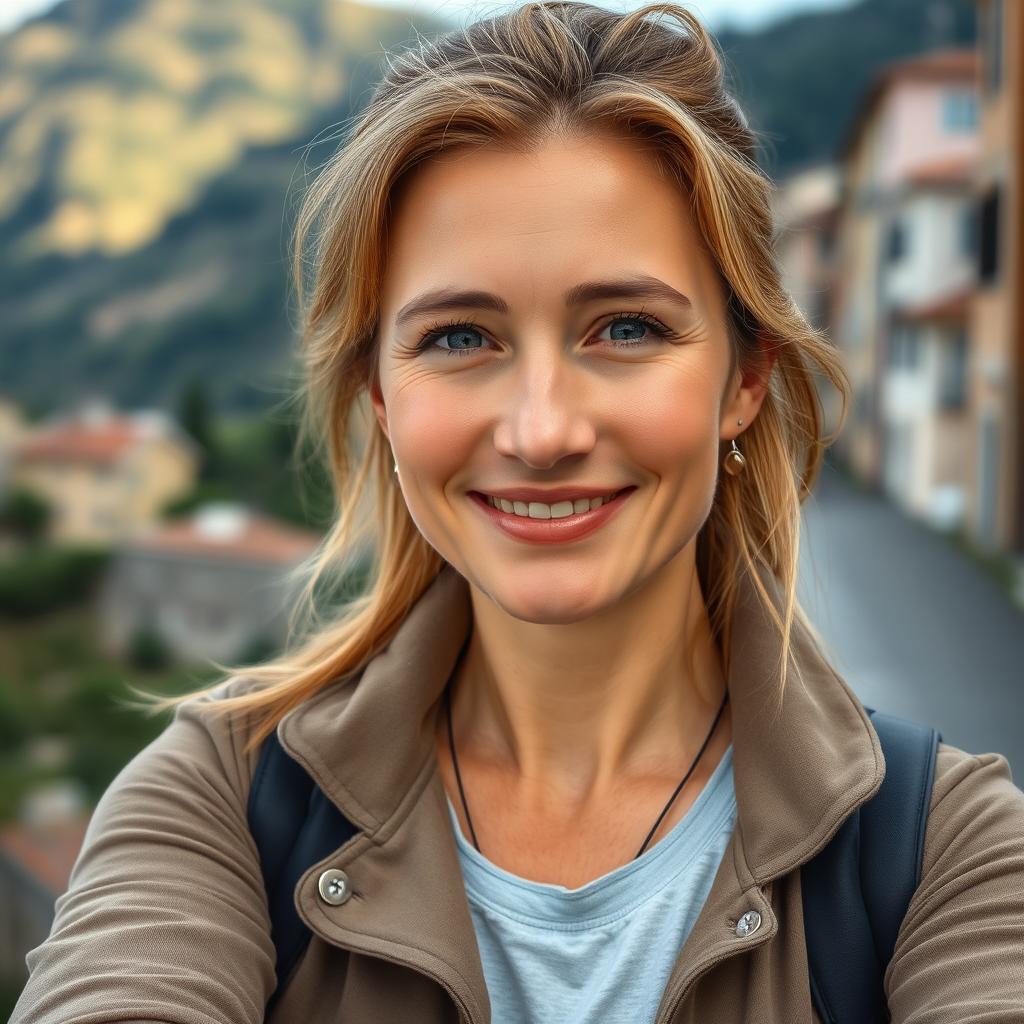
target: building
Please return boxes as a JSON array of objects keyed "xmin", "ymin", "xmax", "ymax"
[
  {"xmin": 878, "ymin": 152, "xmax": 976, "ymax": 528},
  {"xmin": 771, "ymin": 163, "xmax": 843, "ymax": 440},
  {"xmin": 0, "ymin": 783, "xmax": 90, "ymax": 989},
  {"xmin": 9, "ymin": 398, "xmax": 200, "ymax": 545},
  {"xmin": 831, "ymin": 49, "xmax": 980, "ymax": 527},
  {"xmin": 970, "ymin": 0, "xmax": 1024, "ymax": 558},
  {"xmin": 97, "ymin": 501, "xmax": 323, "ymax": 665}
]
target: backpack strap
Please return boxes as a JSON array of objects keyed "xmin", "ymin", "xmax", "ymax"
[
  {"xmin": 247, "ymin": 727, "xmax": 360, "ymax": 1017},
  {"xmin": 801, "ymin": 706, "xmax": 942, "ymax": 1024}
]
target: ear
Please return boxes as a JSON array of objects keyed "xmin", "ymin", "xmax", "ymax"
[
  {"xmin": 720, "ymin": 331, "xmax": 776, "ymax": 440},
  {"xmin": 368, "ymin": 361, "xmax": 390, "ymax": 444}
]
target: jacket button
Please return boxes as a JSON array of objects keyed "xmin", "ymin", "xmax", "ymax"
[
  {"xmin": 317, "ymin": 868, "xmax": 352, "ymax": 906},
  {"xmin": 735, "ymin": 910, "xmax": 761, "ymax": 937}
]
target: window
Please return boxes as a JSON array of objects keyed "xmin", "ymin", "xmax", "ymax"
[
  {"xmin": 888, "ymin": 325, "xmax": 920, "ymax": 370},
  {"xmin": 959, "ymin": 202, "xmax": 978, "ymax": 259},
  {"xmin": 982, "ymin": 0, "xmax": 1004, "ymax": 96},
  {"xmin": 938, "ymin": 328, "xmax": 968, "ymax": 410},
  {"xmin": 978, "ymin": 185, "xmax": 1001, "ymax": 284},
  {"xmin": 886, "ymin": 217, "xmax": 907, "ymax": 263},
  {"xmin": 941, "ymin": 89, "xmax": 977, "ymax": 133}
]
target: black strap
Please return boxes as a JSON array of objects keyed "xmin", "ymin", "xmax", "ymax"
[
  {"xmin": 802, "ymin": 706, "xmax": 942, "ymax": 1023},
  {"xmin": 249, "ymin": 706, "xmax": 941, "ymax": 1019},
  {"xmin": 247, "ymin": 729, "xmax": 359, "ymax": 1017}
]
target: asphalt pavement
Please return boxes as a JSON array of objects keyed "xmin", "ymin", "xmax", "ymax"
[{"xmin": 797, "ymin": 460, "xmax": 1024, "ymax": 783}]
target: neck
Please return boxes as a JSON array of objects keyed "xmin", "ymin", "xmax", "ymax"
[{"xmin": 436, "ymin": 549, "xmax": 730, "ymax": 816}]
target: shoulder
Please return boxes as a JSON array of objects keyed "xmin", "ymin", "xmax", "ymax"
[
  {"xmin": 149, "ymin": 673, "xmax": 272, "ymax": 796},
  {"xmin": 925, "ymin": 740, "xmax": 1024, "ymax": 859},
  {"xmin": 75, "ymin": 672, "xmax": 274, "ymax": 865},
  {"xmin": 883, "ymin": 739, "xmax": 1024, "ymax": 1013},
  {"xmin": 920, "ymin": 740, "xmax": 1024, "ymax": 884},
  {"xmin": 9, "ymin": 673, "xmax": 278, "ymax": 1023}
]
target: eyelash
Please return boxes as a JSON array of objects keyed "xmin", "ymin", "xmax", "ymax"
[{"xmin": 413, "ymin": 311, "xmax": 678, "ymax": 358}]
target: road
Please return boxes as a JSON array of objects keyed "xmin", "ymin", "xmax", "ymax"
[{"xmin": 797, "ymin": 460, "xmax": 1024, "ymax": 783}]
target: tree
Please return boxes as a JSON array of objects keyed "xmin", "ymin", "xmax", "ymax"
[
  {"xmin": 127, "ymin": 621, "xmax": 171, "ymax": 671},
  {"xmin": 177, "ymin": 374, "xmax": 219, "ymax": 479},
  {"xmin": 0, "ymin": 486, "xmax": 53, "ymax": 543}
]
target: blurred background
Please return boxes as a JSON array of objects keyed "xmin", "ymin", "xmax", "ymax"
[{"xmin": 0, "ymin": 0, "xmax": 1021, "ymax": 1013}]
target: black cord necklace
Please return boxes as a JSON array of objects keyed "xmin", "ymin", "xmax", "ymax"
[{"xmin": 444, "ymin": 677, "xmax": 730, "ymax": 860}]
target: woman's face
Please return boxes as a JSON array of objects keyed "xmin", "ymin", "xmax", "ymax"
[{"xmin": 371, "ymin": 131, "xmax": 765, "ymax": 622}]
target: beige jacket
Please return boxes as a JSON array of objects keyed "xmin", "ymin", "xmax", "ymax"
[{"xmin": 12, "ymin": 562, "xmax": 1024, "ymax": 1023}]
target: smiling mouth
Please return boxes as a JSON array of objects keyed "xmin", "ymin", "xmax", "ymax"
[
  {"xmin": 467, "ymin": 485, "xmax": 637, "ymax": 544},
  {"xmin": 471, "ymin": 487, "xmax": 632, "ymax": 518}
]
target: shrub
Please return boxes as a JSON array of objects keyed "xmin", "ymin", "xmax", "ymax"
[{"xmin": 0, "ymin": 544, "xmax": 111, "ymax": 617}]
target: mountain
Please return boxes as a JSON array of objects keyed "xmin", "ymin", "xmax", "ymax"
[
  {"xmin": 717, "ymin": 0, "xmax": 976, "ymax": 178},
  {"xmin": 0, "ymin": 0, "xmax": 977, "ymax": 415},
  {"xmin": 0, "ymin": 0, "xmax": 450, "ymax": 414}
]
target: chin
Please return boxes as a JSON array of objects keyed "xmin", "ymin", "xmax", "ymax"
[{"xmin": 475, "ymin": 571, "xmax": 625, "ymax": 624}]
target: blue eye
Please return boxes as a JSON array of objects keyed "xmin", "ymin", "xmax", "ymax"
[
  {"xmin": 415, "ymin": 321, "xmax": 487, "ymax": 357},
  {"xmin": 413, "ymin": 312, "xmax": 677, "ymax": 357},
  {"xmin": 598, "ymin": 313, "xmax": 676, "ymax": 347}
]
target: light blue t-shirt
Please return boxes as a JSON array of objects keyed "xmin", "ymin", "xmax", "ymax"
[{"xmin": 445, "ymin": 743, "xmax": 737, "ymax": 1024}]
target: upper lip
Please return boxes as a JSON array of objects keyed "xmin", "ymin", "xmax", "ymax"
[{"xmin": 473, "ymin": 485, "xmax": 633, "ymax": 502}]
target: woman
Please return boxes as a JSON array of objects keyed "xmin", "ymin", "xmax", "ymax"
[{"xmin": 12, "ymin": 3, "xmax": 1024, "ymax": 1022}]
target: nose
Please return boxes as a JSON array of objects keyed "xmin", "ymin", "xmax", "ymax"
[{"xmin": 490, "ymin": 354, "xmax": 598, "ymax": 470}]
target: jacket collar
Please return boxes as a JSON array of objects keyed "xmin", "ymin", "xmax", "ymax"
[{"xmin": 280, "ymin": 559, "xmax": 884, "ymax": 883}]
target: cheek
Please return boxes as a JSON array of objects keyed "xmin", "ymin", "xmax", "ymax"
[
  {"xmin": 626, "ymin": 375, "xmax": 723, "ymax": 547},
  {"xmin": 621, "ymin": 367, "xmax": 721, "ymax": 472},
  {"xmin": 390, "ymin": 392, "xmax": 473, "ymax": 489}
]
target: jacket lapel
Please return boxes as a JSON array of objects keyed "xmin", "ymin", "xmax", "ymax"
[
  {"xmin": 276, "ymin": 560, "xmax": 885, "ymax": 1022},
  {"xmin": 653, "ymin": 561, "xmax": 886, "ymax": 1018}
]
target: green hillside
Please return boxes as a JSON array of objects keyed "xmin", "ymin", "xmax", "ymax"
[{"xmin": 0, "ymin": 0, "xmax": 450, "ymax": 414}]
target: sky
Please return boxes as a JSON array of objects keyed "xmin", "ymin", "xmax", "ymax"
[{"xmin": 0, "ymin": 0, "xmax": 859, "ymax": 35}]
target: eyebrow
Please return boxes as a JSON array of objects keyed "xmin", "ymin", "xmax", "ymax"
[{"xmin": 393, "ymin": 275, "xmax": 693, "ymax": 329}]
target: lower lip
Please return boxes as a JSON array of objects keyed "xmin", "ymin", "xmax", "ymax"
[{"xmin": 468, "ymin": 487, "xmax": 637, "ymax": 544}]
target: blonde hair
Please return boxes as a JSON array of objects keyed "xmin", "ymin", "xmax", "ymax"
[{"xmin": 129, "ymin": 0, "xmax": 849, "ymax": 755}]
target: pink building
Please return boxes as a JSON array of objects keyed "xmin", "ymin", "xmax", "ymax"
[{"xmin": 831, "ymin": 49, "xmax": 980, "ymax": 528}]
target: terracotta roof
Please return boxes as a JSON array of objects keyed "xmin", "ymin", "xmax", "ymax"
[
  {"xmin": 0, "ymin": 816, "xmax": 91, "ymax": 897},
  {"xmin": 882, "ymin": 48, "xmax": 978, "ymax": 82},
  {"xmin": 892, "ymin": 286, "xmax": 975, "ymax": 323},
  {"xmin": 840, "ymin": 47, "xmax": 978, "ymax": 162},
  {"xmin": 15, "ymin": 408, "xmax": 193, "ymax": 467},
  {"xmin": 17, "ymin": 420, "xmax": 136, "ymax": 465},
  {"xmin": 904, "ymin": 155, "xmax": 976, "ymax": 188},
  {"xmin": 128, "ymin": 504, "xmax": 322, "ymax": 566}
]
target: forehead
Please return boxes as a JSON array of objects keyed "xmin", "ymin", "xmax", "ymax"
[{"xmin": 382, "ymin": 133, "xmax": 720, "ymax": 304}]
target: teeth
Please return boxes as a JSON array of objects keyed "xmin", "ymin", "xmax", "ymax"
[{"xmin": 485, "ymin": 491, "xmax": 620, "ymax": 519}]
